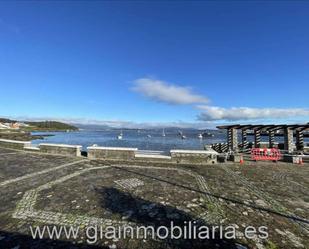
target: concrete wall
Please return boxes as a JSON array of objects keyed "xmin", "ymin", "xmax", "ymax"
[
  {"xmin": 170, "ymin": 149, "xmax": 218, "ymax": 164},
  {"xmin": 39, "ymin": 143, "xmax": 82, "ymax": 157},
  {"xmin": 0, "ymin": 138, "xmax": 31, "ymax": 150},
  {"xmin": 283, "ymin": 155, "xmax": 303, "ymax": 164},
  {"xmin": 87, "ymin": 146, "xmax": 137, "ymax": 160}
]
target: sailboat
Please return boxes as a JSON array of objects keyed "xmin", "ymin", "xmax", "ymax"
[
  {"xmin": 117, "ymin": 130, "xmax": 123, "ymax": 140},
  {"xmin": 202, "ymin": 132, "xmax": 215, "ymax": 137},
  {"xmin": 178, "ymin": 130, "xmax": 186, "ymax": 139},
  {"xmin": 162, "ymin": 128, "xmax": 166, "ymax": 137}
]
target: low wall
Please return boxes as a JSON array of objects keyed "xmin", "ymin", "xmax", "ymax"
[
  {"xmin": 0, "ymin": 138, "xmax": 31, "ymax": 150},
  {"xmin": 39, "ymin": 143, "xmax": 82, "ymax": 157},
  {"xmin": 170, "ymin": 149, "xmax": 218, "ymax": 164},
  {"xmin": 87, "ymin": 146, "xmax": 137, "ymax": 160},
  {"xmin": 283, "ymin": 154, "xmax": 304, "ymax": 164},
  {"xmin": 258, "ymin": 142, "xmax": 279, "ymax": 149}
]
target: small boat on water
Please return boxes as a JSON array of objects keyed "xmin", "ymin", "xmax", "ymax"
[
  {"xmin": 147, "ymin": 134, "xmax": 152, "ymax": 138},
  {"xmin": 117, "ymin": 130, "xmax": 123, "ymax": 140},
  {"xmin": 202, "ymin": 132, "xmax": 214, "ymax": 137},
  {"xmin": 198, "ymin": 133, "xmax": 203, "ymax": 139},
  {"xmin": 178, "ymin": 130, "xmax": 186, "ymax": 139},
  {"xmin": 162, "ymin": 128, "xmax": 166, "ymax": 137}
]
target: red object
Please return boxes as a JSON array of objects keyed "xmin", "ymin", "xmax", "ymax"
[
  {"xmin": 240, "ymin": 155, "xmax": 244, "ymax": 164},
  {"xmin": 251, "ymin": 148, "xmax": 281, "ymax": 161}
]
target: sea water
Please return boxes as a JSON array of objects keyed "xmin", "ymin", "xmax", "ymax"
[{"xmin": 31, "ymin": 129, "xmax": 226, "ymax": 151}]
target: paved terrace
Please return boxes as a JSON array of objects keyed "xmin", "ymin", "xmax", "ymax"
[{"xmin": 0, "ymin": 147, "xmax": 308, "ymax": 249}]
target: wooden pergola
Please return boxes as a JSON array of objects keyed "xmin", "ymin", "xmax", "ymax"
[{"xmin": 216, "ymin": 124, "xmax": 309, "ymax": 153}]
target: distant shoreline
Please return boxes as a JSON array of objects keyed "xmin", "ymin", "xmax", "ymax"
[
  {"xmin": 0, "ymin": 131, "xmax": 54, "ymax": 141},
  {"xmin": 0, "ymin": 118, "xmax": 78, "ymax": 141}
]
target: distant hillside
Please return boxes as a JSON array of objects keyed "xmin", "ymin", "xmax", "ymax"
[
  {"xmin": 0, "ymin": 118, "xmax": 16, "ymax": 123},
  {"xmin": 25, "ymin": 121, "xmax": 78, "ymax": 131}
]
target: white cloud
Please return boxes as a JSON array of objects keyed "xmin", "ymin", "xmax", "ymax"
[
  {"xmin": 132, "ymin": 78, "xmax": 209, "ymax": 105},
  {"xmin": 197, "ymin": 106, "xmax": 309, "ymax": 121}
]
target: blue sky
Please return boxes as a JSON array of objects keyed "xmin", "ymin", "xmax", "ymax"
[{"xmin": 0, "ymin": 1, "xmax": 308, "ymax": 127}]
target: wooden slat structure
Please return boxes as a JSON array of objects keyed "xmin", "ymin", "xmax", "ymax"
[{"xmin": 216, "ymin": 124, "xmax": 309, "ymax": 153}]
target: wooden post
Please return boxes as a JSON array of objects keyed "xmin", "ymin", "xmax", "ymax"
[
  {"xmin": 268, "ymin": 130, "xmax": 275, "ymax": 148},
  {"xmin": 227, "ymin": 128, "xmax": 238, "ymax": 152},
  {"xmin": 296, "ymin": 130, "xmax": 304, "ymax": 151},
  {"xmin": 242, "ymin": 129, "xmax": 249, "ymax": 152},
  {"xmin": 284, "ymin": 127, "xmax": 293, "ymax": 153},
  {"xmin": 254, "ymin": 129, "xmax": 261, "ymax": 148}
]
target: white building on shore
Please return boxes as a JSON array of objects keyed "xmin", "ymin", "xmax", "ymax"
[
  {"xmin": 0, "ymin": 123, "xmax": 10, "ymax": 129},
  {"xmin": 0, "ymin": 122, "xmax": 26, "ymax": 129}
]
